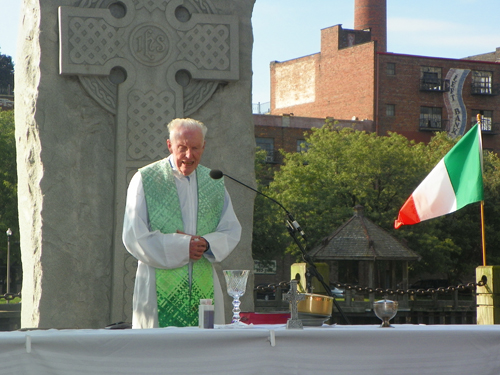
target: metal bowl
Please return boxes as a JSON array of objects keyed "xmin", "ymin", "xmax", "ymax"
[
  {"xmin": 298, "ymin": 313, "xmax": 331, "ymax": 326},
  {"xmin": 297, "ymin": 293, "xmax": 334, "ymax": 316}
]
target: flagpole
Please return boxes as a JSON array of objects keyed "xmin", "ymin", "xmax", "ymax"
[
  {"xmin": 477, "ymin": 114, "xmax": 487, "ymax": 266},
  {"xmin": 481, "ymin": 201, "xmax": 486, "ymax": 266}
]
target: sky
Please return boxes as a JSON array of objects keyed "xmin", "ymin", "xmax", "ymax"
[{"xmin": 1, "ymin": 0, "xmax": 500, "ymax": 104}]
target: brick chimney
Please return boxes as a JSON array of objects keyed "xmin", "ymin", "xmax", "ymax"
[{"xmin": 354, "ymin": 0, "xmax": 387, "ymax": 52}]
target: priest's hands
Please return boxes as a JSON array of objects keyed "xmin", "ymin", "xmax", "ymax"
[
  {"xmin": 189, "ymin": 236, "xmax": 208, "ymax": 260},
  {"xmin": 177, "ymin": 230, "xmax": 209, "ymax": 260}
]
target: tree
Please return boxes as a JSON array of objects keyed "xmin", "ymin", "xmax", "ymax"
[
  {"xmin": 0, "ymin": 52, "xmax": 14, "ymax": 95},
  {"xmin": 251, "ymin": 149, "xmax": 289, "ymax": 261},
  {"xmin": 0, "ymin": 110, "xmax": 19, "ymax": 268},
  {"xmin": 252, "ymin": 123, "xmax": 500, "ymax": 282}
]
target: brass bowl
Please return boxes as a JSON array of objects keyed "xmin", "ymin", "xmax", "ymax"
[{"xmin": 297, "ymin": 293, "xmax": 333, "ymax": 316}]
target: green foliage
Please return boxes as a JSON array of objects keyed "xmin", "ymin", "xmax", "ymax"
[
  {"xmin": 0, "ymin": 53, "xmax": 14, "ymax": 93},
  {"xmin": 252, "ymin": 123, "xmax": 500, "ymax": 282},
  {"xmin": 477, "ymin": 150, "xmax": 500, "ymax": 266},
  {"xmin": 0, "ymin": 110, "xmax": 19, "ymax": 266},
  {"xmin": 269, "ymin": 127, "xmax": 431, "ymax": 255},
  {"xmin": 0, "ymin": 298, "xmax": 20, "ymax": 304},
  {"xmin": 251, "ymin": 149, "xmax": 289, "ymax": 261}
]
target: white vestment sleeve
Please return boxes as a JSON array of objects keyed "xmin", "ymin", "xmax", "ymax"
[{"xmin": 122, "ymin": 172, "xmax": 191, "ymax": 270}]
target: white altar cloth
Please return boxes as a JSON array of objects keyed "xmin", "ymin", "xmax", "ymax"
[{"xmin": 1, "ymin": 324, "xmax": 500, "ymax": 375}]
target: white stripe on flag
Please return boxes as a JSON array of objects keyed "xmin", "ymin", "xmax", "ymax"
[{"xmin": 412, "ymin": 159, "xmax": 457, "ymax": 221}]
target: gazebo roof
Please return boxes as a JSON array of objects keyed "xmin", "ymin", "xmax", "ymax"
[{"xmin": 308, "ymin": 206, "xmax": 420, "ymax": 261}]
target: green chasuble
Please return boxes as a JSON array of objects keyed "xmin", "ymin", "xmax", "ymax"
[{"xmin": 140, "ymin": 159, "xmax": 225, "ymax": 327}]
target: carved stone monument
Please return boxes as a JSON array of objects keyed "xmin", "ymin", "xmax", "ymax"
[{"xmin": 15, "ymin": 0, "xmax": 255, "ymax": 328}]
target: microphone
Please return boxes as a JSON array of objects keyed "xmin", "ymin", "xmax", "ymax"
[
  {"xmin": 209, "ymin": 169, "xmax": 306, "ymax": 240},
  {"xmin": 209, "ymin": 169, "xmax": 224, "ymax": 180}
]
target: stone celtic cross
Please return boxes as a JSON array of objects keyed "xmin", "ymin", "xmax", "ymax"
[
  {"xmin": 284, "ymin": 280, "xmax": 305, "ymax": 329},
  {"xmin": 58, "ymin": 0, "xmax": 239, "ymax": 321}
]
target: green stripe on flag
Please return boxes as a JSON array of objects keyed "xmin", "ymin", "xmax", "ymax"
[{"xmin": 444, "ymin": 123, "xmax": 483, "ymax": 209}]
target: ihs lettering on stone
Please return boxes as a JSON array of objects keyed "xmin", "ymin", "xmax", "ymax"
[{"xmin": 130, "ymin": 24, "xmax": 170, "ymax": 66}]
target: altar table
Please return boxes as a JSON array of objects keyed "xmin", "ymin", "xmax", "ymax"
[{"xmin": 1, "ymin": 324, "xmax": 500, "ymax": 375}]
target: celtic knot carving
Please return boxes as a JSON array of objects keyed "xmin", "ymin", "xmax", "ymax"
[
  {"xmin": 79, "ymin": 75, "xmax": 118, "ymax": 114},
  {"xmin": 68, "ymin": 17, "xmax": 126, "ymax": 65},
  {"xmin": 132, "ymin": 0, "xmax": 169, "ymax": 12},
  {"xmin": 183, "ymin": 80, "xmax": 218, "ymax": 116},
  {"xmin": 127, "ymin": 90, "xmax": 175, "ymax": 160},
  {"xmin": 177, "ymin": 24, "xmax": 230, "ymax": 70}
]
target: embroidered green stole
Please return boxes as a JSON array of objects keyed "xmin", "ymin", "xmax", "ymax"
[{"xmin": 140, "ymin": 159, "xmax": 225, "ymax": 327}]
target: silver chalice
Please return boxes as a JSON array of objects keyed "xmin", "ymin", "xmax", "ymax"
[{"xmin": 373, "ymin": 299, "xmax": 398, "ymax": 327}]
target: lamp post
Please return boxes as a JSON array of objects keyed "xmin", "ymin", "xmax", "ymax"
[{"xmin": 6, "ymin": 228, "xmax": 12, "ymax": 295}]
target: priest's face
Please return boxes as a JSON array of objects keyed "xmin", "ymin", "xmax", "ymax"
[{"xmin": 167, "ymin": 127, "xmax": 206, "ymax": 176}]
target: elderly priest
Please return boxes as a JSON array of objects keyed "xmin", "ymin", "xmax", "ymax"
[{"xmin": 122, "ymin": 118, "xmax": 242, "ymax": 328}]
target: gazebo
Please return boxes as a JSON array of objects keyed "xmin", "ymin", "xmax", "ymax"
[{"xmin": 308, "ymin": 205, "xmax": 420, "ymax": 298}]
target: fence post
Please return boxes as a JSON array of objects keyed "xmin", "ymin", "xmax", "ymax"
[{"xmin": 476, "ymin": 266, "xmax": 500, "ymax": 324}]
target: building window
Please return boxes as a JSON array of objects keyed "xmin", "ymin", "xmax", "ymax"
[
  {"xmin": 420, "ymin": 66, "xmax": 447, "ymax": 91},
  {"xmin": 296, "ymin": 139, "xmax": 310, "ymax": 152},
  {"xmin": 420, "ymin": 107, "xmax": 442, "ymax": 130},
  {"xmin": 472, "ymin": 70, "xmax": 493, "ymax": 95},
  {"xmin": 386, "ymin": 104, "xmax": 395, "ymax": 116},
  {"xmin": 471, "ymin": 109, "xmax": 493, "ymax": 131},
  {"xmin": 256, "ymin": 137, "xmax": 275, "ymax": 163},
  {"xmin": 386, "ymin": 63, "xmax": 395, "ymax": 76}
]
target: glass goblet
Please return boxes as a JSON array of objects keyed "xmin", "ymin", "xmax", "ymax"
[{"xmin": 223, "ymin": 270, "xmax": 250, "ymax": 326}]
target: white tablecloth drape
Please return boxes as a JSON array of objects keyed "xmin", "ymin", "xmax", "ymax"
[{"xmin": 1, "ymin": 324, "xmax": 500, "ymax": 375}]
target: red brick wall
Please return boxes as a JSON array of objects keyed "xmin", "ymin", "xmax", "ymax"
[
  {"xmin": 254, "ymin": 114, "xmax": 375, "ymax": 156},
  {"xmin": 271, "ymin": 25, "xmax": 377, "ymax": 122},
  {"xmin": 270, "ymin": 53, "xmax": 320, "ymax": 116},
  {"xmin": 317, "ymin": 35, "xmax": 376, "ymax": 120},
  {"xmin": 254, "ymin": 115, "xmax": 322, "ymax": 154}
]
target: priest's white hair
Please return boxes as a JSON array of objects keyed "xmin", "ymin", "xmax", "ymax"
[{"xmin": 168, "ymin": 118, "xmax": 207, "ymax": 141}]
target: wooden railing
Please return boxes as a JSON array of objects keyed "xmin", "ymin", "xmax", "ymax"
[{"xmin": 254, "ymin": 286, "xmax": 477, "ymax": 325}]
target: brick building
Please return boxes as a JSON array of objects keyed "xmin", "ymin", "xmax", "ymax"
[
  {"xmin": 265, "ymin": 0, "xmax": 500, "ymax": 153},
  {"xmin": 252, "ymin": 0, "xmax": 500, "ymax": 290}
]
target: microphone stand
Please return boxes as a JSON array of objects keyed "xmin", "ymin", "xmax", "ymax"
[
  {"xmin": 284, "ymin": 218, "xmax": 350, "ymax": 325},
  {"xmin": 220, "ymin": 172, "xmax": 350, "ymax": 324}
]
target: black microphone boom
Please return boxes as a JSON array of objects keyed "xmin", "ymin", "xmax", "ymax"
[
  {"xmin": 210, "ymin": 169, "xmax": 350, "ymax": 324},
  {"xmin": 209, "ymin": 169, "xmax": 303, "ymax": 238}
]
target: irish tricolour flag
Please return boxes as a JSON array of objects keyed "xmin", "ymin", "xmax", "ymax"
[{"xmin": 394, "ymin": 123, "xmax": 483, "ymax": 229}]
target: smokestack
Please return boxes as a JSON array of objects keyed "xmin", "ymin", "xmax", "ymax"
[{"xmin": 354, "ymin": 0, "xmax": 387, "ymax": 52}]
